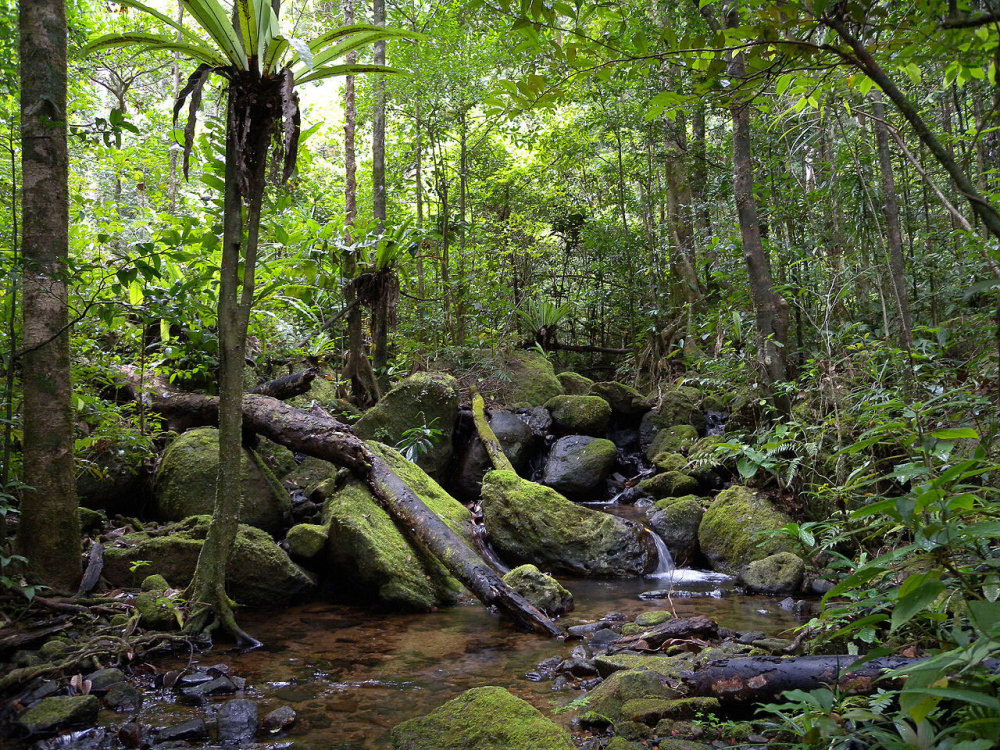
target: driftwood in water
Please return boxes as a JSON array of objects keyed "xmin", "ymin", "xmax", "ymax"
[
  {"xmin": 683, "ymin": 655, "xmax": 1000, "ymax": 703},
  {"xmin": 610, "ymin": 616, "xmax": 720, "ymax": 652},
  {"xmin": 118, "ymin": 369, "xmax": 563, "ymax": 638}
]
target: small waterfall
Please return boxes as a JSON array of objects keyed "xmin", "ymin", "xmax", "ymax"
[
  {"xmin": 472, "ymin": 524, "xmax": 510, "ymax": 574},
  {"xmin": 647, "ymin": 530, "xmax": 675, "ymax": 577}
]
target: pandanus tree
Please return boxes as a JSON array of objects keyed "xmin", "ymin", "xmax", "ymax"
[{"xmin": 84, "ymin": 0, "xmax": 409, "ymax": 644}]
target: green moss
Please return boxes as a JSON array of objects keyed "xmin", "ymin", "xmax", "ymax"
[
  {"xmin": 284, "ymin": 522, "xmax": 329, "ymax": 563},
  {"xmin": 544, "ymin": 395, "xmax": 612, "ymax": 436},
  {"xmin": 136, "ymin": 589, "xmax": 181, "ymax": 630},
  {"xmin": 255, "ymin": 438, "xmax": 298, "ymax": 479},
  {"xmin": 154, "ymin": 427, "xmax": 291, "ymax": 531},
  {"xmin": 588, "ymin": 381, "xmax": 651, "ymax": 416},
  {"xmin": 698, "ymin": 485, "xmax": 797, "ymax": 575},
  {"xmin": 140, "ymin": 574, "xmax": 170, "ymax": 591},
  {"xmin": 634, "ymin": 610, "xmax": 672, "ymax": 627},
  {"xmin": 502, "ymin": 564, "xmax": 573, "ymax": 616},
  {"xmin": 651, "ymin": 452, "xmax": 688, "ymax": 473},
  {"xmin": 286, "ymin": 456, "xmax": 339, "ymax": 495},
  {"xmin": 573, "ymin": 668, "xmax": 680, "ymax": 728},
  {"xmin": 481, "ymin": 470, "xmax": 648, "ymax": 576},
  {"xmin": 606, "ymin": 739, "xmax": 645, "ymax": 750},
  {"xmin": 637, "ymin": 471, "xmax": 699, "ymax": 499},
  {"xmin": 103, "ymin": 516, "xmax": 315, "ymax": 605},
  {"xmin": 557, "ymin": 371, "xmax": 594, "ymax": 395},
  {"xmin": 621, "ymin": 697, "xmax": 720, "ymax": 725},
  {"xmin": 593, "ymin": 652, "xmax": 691, "ymax": 679},
  {"xmin": 739, "ymin": 551, "xmax": 805, "ymax": 595},
  {"xmin": 648, "ymin": 496, "xmax": 704, "ymax": 567},
  {"xmin": 78, "ymin": 506, "xmax": 105, "ymax": 533},
  {"xmin": 646, "ymin": 425, "xmax": 699, "ymax": 459},
  {"xmin": 354, "ymin": 373, "xmax": 459, "ymax": 476},
  {"xmin": 390, "ymin": 686, "xmax": 574, "ymax": 750},
  {"xmin": 542, "ymin": 436, "xmax": 618, "ymax": 499},
  {"xmin": 496, "ymin": 350, "xmax": 564, "ymax": 408},
  {"xmin": 17, "ymin": 695, "xmax": 100, "ymax": 735}
]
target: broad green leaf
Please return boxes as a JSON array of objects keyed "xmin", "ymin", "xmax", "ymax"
[
  {"xmin": 182, "ymin": 0, "xmax": 248, "ymax": 69},
  {"xmin": 775, "ymin": 73, "xmax": 793, "ymax": 95},
  {"xmin": 234, "ymin": 0, "xmax": 260, "ymax": 63},
  {"xmin": 80, "ymin": 33, "xmax": 227, "ymax": 67},
  {"xmin": 891, "ymin": 581, "xmax": 944, "ymax": 630},
  {"xmin": 263, "ymin": 36, "xmax": 289, "ymax": 71},
  {"xmin": 296, "ymin": 63, "xmax": 402, "ymax": 85},
  {"xmin": 105, "ymin": 0, "xmax": 208, "ymax": 48},
  {"xmin": 903, "ymin": 688, "xmax": 1000, "ymax": 711},
  {"xmin": 929, "ymin": 427, "xmax": 979, "ymax": 440},
  {"xmin": 307, "ymin": 28, "xmax": 414, "ymax": 70}
]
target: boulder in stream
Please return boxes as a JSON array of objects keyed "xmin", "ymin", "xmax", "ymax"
[
  {"xmin": 542, "ymin": 435, "xmax": 618, "ymax": 500},
  {"xmin": 390, "ymin": 686, "xmax": 574, "ymax": 750},
  {"xmin": 639, "ymin": 387, "xmax": 704, "ymax": 449},
  {"xmin": 502, "ymin": 564, "xmax": 573, "ymax": 617},
  {"xmin": 739, "ymin": 551, "xmax": 805, "ymax": 596},
  {"xmin": 17, "ymin": 695, "xmax": 101, "ymax": 736},
  {"xmin": 353, "ymin": 372, "xmax": 460, "ymax": 476},
  {"xmin": 153, "ymin": 427, "xmax": 291, "ymax": 532},
  {"xmin": 645, "ymin": 425, "xmax": 699, "ymax": 460},
  {"xmin": 544, "ymin": 395, "xmax": 612, "ymax": 436},
  {"xmin": 698, "ymin": 485, "xmax": 798, "ymax": 575},
  {"xmin": 588, "ymin": 381, "xmax": 651, "ymax": 417},
  {"xmin": 481, "ymin": 469, "xmax": 652, "ymax": 576},
  {"xmin": 103, "ymin": 516, "xmax": 315, "ymax": 606},
  {"xmin": 637, "ymin": 471, "xmax": 699, "ymax": 499},
  {"xmin": 647, "ymin": 496, "xmax": 703, "ymax": 567}
]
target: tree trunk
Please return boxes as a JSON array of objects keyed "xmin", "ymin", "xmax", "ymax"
[
  {"xmin": 872, "ymin": 93, "xmax": 913, "ymax": 351},
  {"xmin": 729, "ymin": 48, "xmax": 790, "ymax": 391},
  {"xmin": 371, "ymin": 0, "xmax": 390, "ymax": 389},
  {"xmin": 16, "ymin": 0, "xmax": 80, "ymax": 591},
  {"xmin": 118, "ymin": 375, "xmax": 562, "ymax": 638}
]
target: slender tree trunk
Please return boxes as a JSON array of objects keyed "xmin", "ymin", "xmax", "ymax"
[
  {"xmin": 872, "ymin": 93, "xmax": 913, "ymax": 351},
  {"xmin": 371, "ymin": 0, "xmax": 390, "ymax": 389},
  {"xmin": 16, "ymin": 0, "xmax": 80, "ymax": 591},
  {"xmin": 415, "ymin": 103, "xmax": 424, "ymax": 301},
  {"xmin": 455, "ymin": 113, "xmax": 467, "ymax": 346},
  {"xmin": 167, "ymin": 0, "xmax": 183, "ymax": 212}
]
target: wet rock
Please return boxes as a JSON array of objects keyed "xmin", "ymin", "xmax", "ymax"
[
  {"xmin": 283, "ymin": 522, "xmax": 327, "ymax": 565},
  {"xmin": 810, "ymin": 578, "xmax": 835, "ymax": 595},
  {"xmin": 84, "ymin": 668, "xmax": 123, "ymax": 693},
  {"xmin": 216, "ymin": 698, "xmax": 258, "ymax": 743},
  {"xmin": 262, "ymin": 705, "xmax": 296, "ymax": 732},
  {"xmin": 542, "ymin": 435, "xmax": 617, "ymax": 499},
  {"xmin": 390, "ymin": 686, "xmax": 575, "ymax": 750},
  {"xmin": 17, "ymin": 695, "xmax": 100, "ymax": 735},
  {"xmin": 103, "ymin": 516, "xmax": 316, "ymax": 606},
  {"xmin": 177, "ymin": 671, "xmax": 213, "ymax": 686},
  {"xmin": 593, "ymin": 653, "xmax": 689, "ymax": 679},
  {"xmin": 494, "ymin": 350, "xmax": 565, "ymax": 409},
  {"xmin": 136, "ymin": 589, "xmax": 182, "ymax": 631},
  {"xmin": 740, "ymin": 551, "xmax": 805, "ymax": 595},
  {"xmin": 285, "ymin": 456, "xmax": 338, "ymax": 495},
  {"xmin": 254, "ymin": 437, "xmax": 298, "ymax": 480},
  {"xmin": 589, "ymin": 628, "xmax": 620, "ymax": 650},
  {"xmin": 354, "ymin": 372, "xmax": 459, "ymax": 476},
  {"xmin": 481, "ymin": 470, "xmax": 651, "ymax": 576},
  {"xmin": 155, "ymin": 719, "xmax": 208, "ymax": 743},
  {"xmin": 544, "ymin": 395, "xmax": 612, "ymax": 436},
  {"xmin": 645, "ymin": 425, "xmax": 699, "ymax": 459},
  {"xmin": 567, "ymin": 621, "xmax": 611, "ymax": 637},
  {"xmin": 647, "ymin": 496, "xmax": 703, "ymax": 567},
  {"xmin": 559, "ymin": 658, "xmax": 598, "ymax": 677},
  {"xmin": 22, "ymin": 679, "xmax": 60, "ymax": 704},
  {"xmin": 588, "ymin": 382, "xmax": 651, "ymax": 417},
  {"xmin": 117, "ymin": 721, "xmax": 144, "ymax": 748},
  {"xmin": 502, "ymin": 564, "xmax": 573, "ymax": 616},
  {"xmin": 639, "ymin": 388, "xmax": 704, "ymax": 449},
  {"xmin": 141, "ymin": 574, "xmax": 170, "ymax": 591},
  {"xmin": 180, "ymin": 675, "xmax": 237, "ymax": 700},
  {"xmin": 637, "ymin": 471, "xmax": 699, "ymax": 499},
  {"xmin": 736, "ymin": 630, "xmax": 766, "ymax": 645},
  {"xmin": 698, "ymin": 485, "xmax": 797, "ymax": 575},
  {"xmin": 557, "ymin": 371, "xmax": 594, "ymax": 395},
  {"xmin": 316, "ymin": 443, "xmax": 472, "ymax": 609},
  {"xmin": 750, "ymin": 637, "xmax": 792, "ymax": 654},
  {"xmin": 154, "ymin": 427, "xmax": 291, "ymax": 531},
  {"xmin": 634, "ymin": 610, "xmax": 673, "ymax": 627},
  {"xmin": 103, "ymin": 682, "xmax": 142, "ymax": 711},
  {"xmin": 651, "ymin": 451, "xmax": 688, "ymax": 473},
  {"xmin": 453, "ymin": 410, "xmax": 535, "ymax": 500},
  {"xmin": 78, "ymin": 506, "xmax": 106, "ymax": 533},
  {"xmin": 575, "ymin": 668, "xmax": 680, "ymax": 729}
]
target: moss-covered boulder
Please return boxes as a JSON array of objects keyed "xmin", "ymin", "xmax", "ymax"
[
  {"xmin": 647, "ymin": 496, "xmax": 703, "ymax": 567},
  {"xmin": 481, "ymin": 470, "xmax": 650, "ymax": 576},
  {"xmin": 698, "ymin": 486, "xmax": 796, "ymax": 575},
  {"xmin": 453, "ymin": 410, "xmax": 535, "ymax": 501},
  {"xmin": 314, "ymin": 442, "xmax": 472, "ymax": 609},
  {"xmin": 287, "ymin": 369, "xmax": 362, "ymax": 423},
  {"xmin": 542, "ymin": 435, "xmax": 618, "ymax": 500},
  {"xmin": 502, "ymin": 564, "xmax": 573, "ymax": 616},
  {"xmin": 739, "ymin": 551, "xmax": 805, "ymax": 596},
  {"xmin": 154, "ymin": 427, "xmax": 291, "ymax": 532},
  {"xmin": 284, "ymin": 522, "xmax": 328, "ymax": 565},
  {"xmin": 285, "ymin": 456, "xmax": 338, "ymax": 495},
  {"xmin": 17, "ymin": 695, "xmax": 100, "ymax": 735},
  {"xmin": 544, "ymin": 395, "xmax": 612, "ymax": 436},
  {"xmin": 495, "ymin": 350, "xmax": 564, "ymax": 408},
  {"xmin": 103, "ymin": 516, "xmax": 315, "ymax": 606},
  {"xmin": 353, "ymin": 373, "xmax": 459, "ymax": 476},
  {"xmin": 640, "ymin": 387, "xmax": 704, "ymax": 449},
  {"xmin": 135, "ymin": 588, "xmax": 182, "ymax": 630},
  {"xmin": 390, "ymin": 686, "xmax": 574, "ymax": 750},
  {"xmin": 576, "ymin": 668, "xmax": 681, "ymax": 729},
  {"xmin": 255, "ymin": 438, "xmax": 298, "ymax": 480},
  {"xmin": 557, "ymin": 371, "xmax": 594, "ymax": 395},
  {"xmin": 651, "ymin": 451, "xmax": 688, "ymax": 473},
  {"xmin": 637, "ymin": 471, "xmax": 699, "ymax": 499},
  {"xmin": 685, "ymin": 436, "xmax": 727, "ymax": 485},
  {"xmin": 589, "ymin": 381, "xmax": 651, "ymax": 417},
  {"xmin": 645, "ymin": 425, "xmax": 699, "ymax": 459}
]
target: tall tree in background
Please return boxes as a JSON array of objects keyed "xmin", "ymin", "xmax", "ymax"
[
  {"xmin": 16, "ymin": 0, "xmax": 80, "ymax": 590},
  {"xmin": 371, "ymin": 0, "xmax": 391, "ymax": 388}
]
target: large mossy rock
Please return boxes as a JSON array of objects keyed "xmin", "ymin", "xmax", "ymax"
[
  {"xmin": 154, "ymin": 427, "xmax": 291, "ymax": 532},
  {"xmin": 544, "ymin": 395, "xmax": 612, "ymax": 436},
  {"xmin": 103, "ymin": 516, "xmax": 315, "ymax": 606},
  {"xmin": 17, "ymin": 695, "xmax": 101, "ymax": 735},
  {"xmin": 739, "ymin": 551, "xmax": 805, "ymax": 596},
  {"xmin": 589, "ymin": 381, "xmax": 651, "ymax": 417},
  {"xmin": 495, "ymin": 350, "xmax": 564, "ymax": 408},
  {"xmin": 576, "ymin": 667, "xmax": 681, "ymax": 729},
  {"xmin": 453, "ymin": 410, "xmax": 535, "ymax": 501},
  {"xmin": 557, "ymin": 371, "xmax": 594, "ymax": 395},
  {"xmin": 353, "ymin": 373, "xmax": 459, "ymax": 476},
  {"xmin": 647, "ymin": 496, "xmax": 703, "ymax": 567},
  {"xmin": 542, "ymin": 435, "xmax": 618, "ymax": 500},
  {"xmin": 645, "ymin": 425, "xmax": 699, "ymax": 460},
  {"xmin": 640, "ymin": 387, "xmax": 704, "ymax": 449},
  {"xmin": 637, "ymin": 471, "xmax": 699, "ymax": 499},
  {"xmin": 481, "ymin": 470, "xmax": 650, "ymax": 576},
  {"xmin": 698, "ymin": 486, "xmax": 797, "ymax": 575},
  {"xmin": 313, "ymin": 442, "xmax": 472, "ymax": 609},
  {"xmin": 502, "ymin": 564, "xmax": 573, "ymax": 617},
  {"xmin": 390, "ymin": 686, "xmax": 574, "ymax": 750}
]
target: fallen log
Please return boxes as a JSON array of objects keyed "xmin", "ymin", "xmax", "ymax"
[
  {"xmin": 471, "ymin": 393, "xmax": 514, "ymax": 472},
  {"xmin": 682, "ymin": 655, "xmax": 1000, "ymax": 703},
  {"xmin": 119, "ymin": 370, "xmax": 563, "ymax": 638},
  {"xmin": 610, "ymin": 616, "xmax": 720, "ymax": 652}
]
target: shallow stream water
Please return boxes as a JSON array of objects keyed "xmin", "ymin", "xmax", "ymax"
[{"xmin": 118, "ymin": 570, "xmax": 806, "ymax": 750}]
